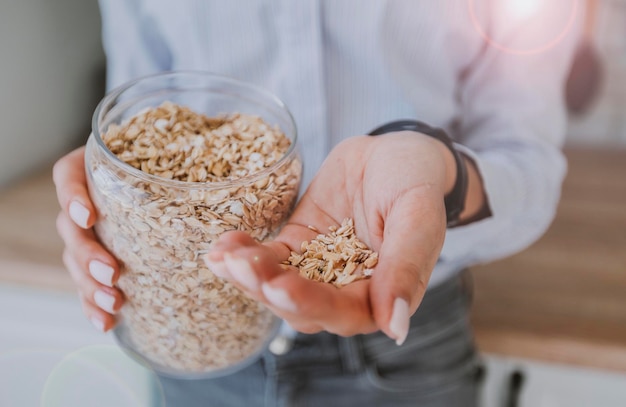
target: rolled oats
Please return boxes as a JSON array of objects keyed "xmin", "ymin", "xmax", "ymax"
[
  {"xmin": 86, "ymin": 102, "xmax": 301, "ymax": 373},
  {"xmin": 284, "ymin": 218, "xmax": 378, "ymax": 287}
]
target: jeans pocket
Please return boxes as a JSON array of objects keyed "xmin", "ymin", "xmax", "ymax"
[
  {"xmin": 361, "ymin": 316, "xmax": 479, "ymax": 396},
  {"xmin": 364, "ymin": 357, "xmax": 481, "ymax": 396}
]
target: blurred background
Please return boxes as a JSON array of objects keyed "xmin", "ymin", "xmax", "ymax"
[{"xmin": 0, "ymin": 0, "xmax": 624, "ymax": 406}]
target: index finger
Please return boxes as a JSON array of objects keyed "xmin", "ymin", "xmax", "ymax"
[
  {"xmin": 52, "ymin": 146, "xmax": 95, "ymax": 229},
  {"xmin": 206, "ymin": 236, "xmax": 377, "ymax": 337},
  {"xmin": 210, "ymin": 221, "xmax": 353, "ymax": 325}
]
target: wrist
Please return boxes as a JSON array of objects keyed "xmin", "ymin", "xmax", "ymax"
[
  {"xmin": 431, "ymin": 137, "xmax": 458, "ymax": 196},
  {"xmin": 368, "ymin": 120, "xmax": 468, "ymax": 227}
]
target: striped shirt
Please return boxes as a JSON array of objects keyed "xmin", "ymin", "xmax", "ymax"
[{"xmin": 99, "ymin": 0, "xmax": 582, "ymax": 287}]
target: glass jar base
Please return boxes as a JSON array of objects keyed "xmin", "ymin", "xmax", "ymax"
[{"xmin": 112, "ymin": 316, "xmax": 283, "ymax": 380}]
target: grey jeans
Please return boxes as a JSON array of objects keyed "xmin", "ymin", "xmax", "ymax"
[{"xmin": 156, "ymin": 271, "xmax": 480, "ymax": 407}]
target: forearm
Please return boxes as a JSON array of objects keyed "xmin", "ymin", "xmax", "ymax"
[{"xmin": 439, "ymin": 143, "xmax": 567, "ymax": 268}]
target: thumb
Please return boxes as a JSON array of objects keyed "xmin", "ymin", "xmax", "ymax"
[{"xmin": 369, "ymin": 191, "xmax": 447, "ymax": 345}]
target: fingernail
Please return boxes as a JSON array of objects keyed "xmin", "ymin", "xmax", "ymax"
[
  {"xmin": 261, "ymin": 283, "xmax": 297, "ymax": 313},
  {"xmin": 89, "ymin": 260, "xmax": 114, "ymax": 287},
  {"xmin": 90, "ymin": 316, "xmax": 105, "ymax": 332},
  {"xmin": 94, "ymin": 290, "xmax": 116, "ymax": 314},
  {"xmin": 203, "ymin": 253, "xmax": 230, "ymax": 280},
  {"xmin": 69, "ymin": 201, "xmax": 90, "ymax": 229},
  {"xmin": 223, "ymin": 253, "xmax": 259, "ymax": 291},
  {"xmin": 389, "ymin": 298, "xmax": 410, "ymax": 346}
]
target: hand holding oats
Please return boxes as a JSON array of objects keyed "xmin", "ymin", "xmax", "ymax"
[
  {"xmin": 55, "ymin": 73, "xmax": 303, "ymax": 377},
  {"xmin": 205, "ymin": 131, "xmax": 464, "ymax": 345},
  {"xmin": 54, "ymin": 146, "xmax": 123, "ymax": 332}
]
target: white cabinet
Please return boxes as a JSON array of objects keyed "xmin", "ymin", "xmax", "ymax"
[
  {"xmin": 480, "ymin": 355, "xmax": 626, "ymax": 407},
  {"xmin": 0, "ymin": 284, "xmax": 160, "ymax": 407}
]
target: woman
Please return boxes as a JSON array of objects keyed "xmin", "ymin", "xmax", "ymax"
[{"xmin": 54, "ymin": 1, "xmax": 582, "ymax": 405}]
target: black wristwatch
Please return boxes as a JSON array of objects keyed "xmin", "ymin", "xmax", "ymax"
[{"xmin": 368, "ymin": 120, "xmax": 468, "ymax": 227}]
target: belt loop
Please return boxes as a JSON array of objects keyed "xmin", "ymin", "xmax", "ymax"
[
  {"xmin": 460, "ymin": 268, "xmax": 474, "ymax": 306},
  {"xmin": 261, "ymin": 351, "xmax": 278, "ymax": 407},
  {"xmin": 262, "ymin": 349, "xmax": 277, "ymax": 377},
  {"xmin": 338, "ymin": 335, "xmax": 366, "ymax": 374}
]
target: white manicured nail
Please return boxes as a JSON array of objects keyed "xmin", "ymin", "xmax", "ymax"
[
  {"xmin": 262, "ymin": 283, "xmax": 297, "ymax": 313},
  {"xmin": 69, "ymin": 201, "xmax": 90, "ymax": 229},
  {"xmin": 203, "ymin": 255, "xmax": 229, "ymax": 279},
  {"xmin": 94, "ymin": 290, "xmax": 116, "ymax": 314},
  {"xmin": 389, "ymin": 298, "xmax": 410, "ymax": 346},
  {"xmin": 90, "ymin": 317, "xmax": 105, "ymax": 332},
  {"xmin": 89, "ymin": 260, "xmax": 114, "ymax": 287},
  {"xmin": 223, "ymin": 253, "xmax": 259, "ymax": 291}
]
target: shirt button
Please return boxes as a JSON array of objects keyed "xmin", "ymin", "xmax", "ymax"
[{"xmin": 269, "ymin": 334, "xmax": 294, "ymax": 355}]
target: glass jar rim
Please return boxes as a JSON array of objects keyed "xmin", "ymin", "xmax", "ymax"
[{"xmin": 91, "ymin": 71, "xmax": 299, "ymax": 190}]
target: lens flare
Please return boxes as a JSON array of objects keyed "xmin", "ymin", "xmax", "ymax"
[
  {"xmin": 41, "ymin": 345, "xmax": 165, "ymax": 407},
  {"xmin": 468, "ymin": 0, "xmax": 581, "ymax": 55},
  {"xmin": 503, "ymin": 0, "xmax": 543, "ymax": 20}
]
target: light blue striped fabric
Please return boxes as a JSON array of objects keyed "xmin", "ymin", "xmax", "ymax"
[{"xmin": 98, "ymin": 0, "xmax": 583, "ymax": 286}]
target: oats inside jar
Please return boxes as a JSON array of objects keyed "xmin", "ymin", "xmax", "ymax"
[{"xmin": 86, "ymin": 101, "xmax": 302, "ymax": 373}]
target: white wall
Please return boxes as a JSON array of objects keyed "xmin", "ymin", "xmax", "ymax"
[
  {"xmin": 567, "ymin": 0, "xmax": 626, "ymax": 147},
  {"xmin": 0, "ymin": 0, "xmax": 105, "ymax": 188}
]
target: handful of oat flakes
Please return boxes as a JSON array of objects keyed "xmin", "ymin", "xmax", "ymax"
[{"xmin": 284, "ymin": 218, "xmax": 379, "ymax": 287}]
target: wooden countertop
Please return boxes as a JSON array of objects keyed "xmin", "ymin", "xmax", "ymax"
[
  {"xmin": 0, "ymin": 168, "xmax": 70, "ymax": 291},
  {"xmin": 1, "ymin": 149, "xmax": 625, "ymax": 371},
  {"xmin": 470, "ymin": 148, "xmax": 626, "ymax": 372}
]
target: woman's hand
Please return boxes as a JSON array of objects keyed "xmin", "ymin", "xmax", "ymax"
[
  {"xmin": 204, "ymin": 132, "xmax": 457, "ymax": 345},
  {"xmin": 53, "ymin": 147, "xmax": 124, "ymax": 332}
]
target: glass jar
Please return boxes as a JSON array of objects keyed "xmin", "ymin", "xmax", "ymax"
[{"xmin": 85, "ymin": 72, "xmax": 302, "ymax": 379}]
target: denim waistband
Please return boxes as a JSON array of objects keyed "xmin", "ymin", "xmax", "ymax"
[{"xmin": 262, "ymin": 270, "xmax": 472, "ymax": 377}]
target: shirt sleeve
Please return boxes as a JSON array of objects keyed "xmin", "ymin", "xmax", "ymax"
[
  {"xmin": 98, "ymin": 0, "xmax": 172, "ymax": 90},
  {"xmin": 440, "ymin": 1, "xmax": 585, "ymax": 267}
]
